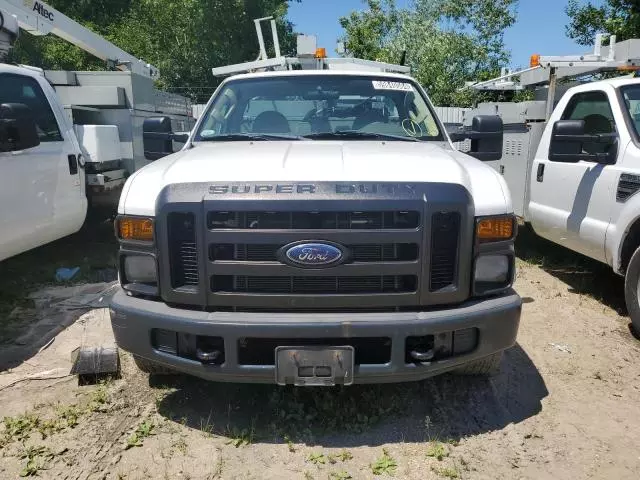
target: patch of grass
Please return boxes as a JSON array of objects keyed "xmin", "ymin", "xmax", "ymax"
[
  {"xmin": 87, "ymin": 383, "xmax": 110, "ymax": 412},
  {"xmin": 126, "ymin": 419, "xmax": 155, "ymax": 449},
  {"xmin": 225, "ymin": 425, "xmax": 254, "ymax": 448},
  {"xmin": 307, "ymin": 452, "xmax": 326, "ymax": 466},
  {"xmin": 328, "ymin": 450, "xmax": 353, "ymax": 464},
  {"xmin": 268, "ymin": 385, "xmax": 411, "ymax": 438},
  {"xmin": 57, "ymin": 405, "xmax": 81, "ymax": 428},
  {"xmin": 18, "ymin": 445, "xmax": 53, "ymax": 477},
  {"xmin": 329, "ymin": 471, "xmax": 352, "ymax": 480},
  {"xmin": 371, "ymin": 448, "xmax": 397, "ymax": 476},
  {"xmin": 284, "ymin": 434, "xmax": 296, "ymax": 453},
  {"xmin": 431, "ymin": 465, "xmax": 460, "ymax": 479},
  {"xmin": 303, "ymin": 471, "xmax": 314, "ymax": 480},
  {"xmin": 426, "ymin": 441, "xmax": 449, "ymax": 461},
  {"xmin": 200, "ymin": 412, "xmax": 214, "ymax": 438},
  {"xmin": 2, "ymin": 413, "xmax": 40, "ymax": 444},
  {"xmin": 36, "ymin": 419, "xmax": 63, "ymax": 439}
]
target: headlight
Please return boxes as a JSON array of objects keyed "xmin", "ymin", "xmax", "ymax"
[
  {"xmin": 124, "ymin": 255, "xmax": 157, "ymax": 285},
  {"xmin": 117, "ymin": 216, "xmax": 154, "ymax": 242},
  {"xmin": 474, "ymin": 254, "xmax": 511, "ymax": 294},
  {"xmin": 475, "ymin": 255, "xmax": 509, "ymax": 283}
]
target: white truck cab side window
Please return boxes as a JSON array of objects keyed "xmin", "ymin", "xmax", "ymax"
[
  {"xmin": 561, "ymin": 91, "xmax": 616, "ymax": 158},
  {"xmin": 0, "ymin": 73, "xmax": 63, "ymax": 143},
  {"xmin": 529, "ymin": 89, "xmax": 620, "ymax": 263}
]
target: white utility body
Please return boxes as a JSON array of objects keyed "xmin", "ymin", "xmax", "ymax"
[
  {"xmin": 0, "ymin": 1, "xmax": 193, "ymax": 261},
  {"xmin": 466, "ymin": 35, "xmax": 640, "ymax": 332}
]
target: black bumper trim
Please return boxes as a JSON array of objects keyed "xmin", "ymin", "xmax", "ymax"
[{"xmin": 110, "ymin": 288, "xmax": 521, "ymax": 384}]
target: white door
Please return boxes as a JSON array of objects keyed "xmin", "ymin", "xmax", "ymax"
[
  {"xmin": 0, "ymin": 72, "xmax": 80, "ymax": 260},
  {"xmin": 528, "ymin": 89, "xmax": 621, "ymax": 263}
]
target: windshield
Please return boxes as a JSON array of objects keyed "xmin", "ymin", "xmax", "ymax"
[
  {"xmin": 195, "ymin": 75, "xmax": 443, "ymax": 141},
  {"xmin": 621, "ymin": 84, "xmax": 640, "ymax": 138}
]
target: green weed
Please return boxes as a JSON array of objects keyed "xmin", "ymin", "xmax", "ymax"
[
  {"xmin": 371, "ymin": 448, "xmax": 397, "ymax": 476},
  {"xmin": 307, "ymin": 452, "xmax": 326, "ymax": 465},
  {"xmin": 329, "ymin": 471, "xmax": 352, "ymax": 479},
  {"xmin": 126, "ymin": 420, "xmax": 155, "ymax": 449},
  {"xmin": 426, "ymin": 441, "xmax": 449, "ymax": 461},
  {"xmin": 432, "ymin": 465, "xmax": 460, "ymax": 478}
]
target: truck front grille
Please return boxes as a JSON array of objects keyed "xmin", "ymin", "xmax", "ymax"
[
  {"xmin": 160, "ymin": 183, "xmax": 472, "ymax": 309},
  {"xmin": 208, "ymin": 210, "xmax": 420, "ymax": 230},
  {"xmin": 211, "ymin": 275, "xmax": 417, "ymax": 294}
]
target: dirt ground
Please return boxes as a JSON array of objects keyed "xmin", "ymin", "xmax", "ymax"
[{"xmin": 0, "ymin": 229, "xmax": 639, "ymax": 480}]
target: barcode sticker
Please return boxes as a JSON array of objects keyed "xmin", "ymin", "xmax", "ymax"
[{"xmin": 372, "ymin": 80, "xmax": 414, "ymax": 91}]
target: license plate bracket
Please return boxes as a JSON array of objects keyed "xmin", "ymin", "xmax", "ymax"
[{"xmin": 275, "ymin": 346, "xmax": 355, "ymax": 386}]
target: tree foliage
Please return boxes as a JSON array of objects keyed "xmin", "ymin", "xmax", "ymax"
[
  {"xmin": 566, "ymin": 0, "xmax": 640, "ymax": 46},
  {"xmin": 339, "ymin": 0, "xmax": 518, "ymax": 106},
  {"xmin": 9, "ymin": 0, "xmax": 297, "ymax": 102}
]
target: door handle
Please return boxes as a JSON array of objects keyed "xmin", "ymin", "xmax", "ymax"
[
  {"xmin": 67, "ymin": 154, "xmax": 78, "ymax": 175},
  {"xmin": 536, "ymin": 163, "xmax": 545, "ymax": 182}
]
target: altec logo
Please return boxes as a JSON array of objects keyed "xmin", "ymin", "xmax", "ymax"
[{"xmin": 32, "ymin": 1, "xmax": 54, "ymax": 21}]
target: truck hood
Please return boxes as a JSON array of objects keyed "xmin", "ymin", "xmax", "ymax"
[{"xmin": 119, "ymin": 141, "xmax": 511, "ymax": 216}]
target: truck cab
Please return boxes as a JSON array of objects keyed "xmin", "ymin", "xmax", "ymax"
[
  {"xmin": 109, "ymin": 35, "xmax": 522, "ymax": 386},
  {"xmin": 0, "ymin": 64, "xmax": 87, "ymax": 260},
  {"xmin": 465, "ymin": 36, "xmax": 640, "ymax": 334}
]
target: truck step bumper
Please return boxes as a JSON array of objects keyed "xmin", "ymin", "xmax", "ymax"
[{"xmin": 109, "ymin": 289, "xmax": 522, "ymax": 384}]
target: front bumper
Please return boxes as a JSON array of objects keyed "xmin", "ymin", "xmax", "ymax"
[{"xmin": 110, "ymin": 289, "xmax": 521, "ymax": 384}]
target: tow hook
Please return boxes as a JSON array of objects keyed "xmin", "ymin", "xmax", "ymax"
[
  {"xmin": 409, "ymin": 348, "xmax": 435, "ymax": 362},
  {"xmin": 196, "ymin": 348, "xmax": 222, "ymax": 364}
]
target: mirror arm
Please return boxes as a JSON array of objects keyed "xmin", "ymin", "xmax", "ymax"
[{"xmin": 553, "ymin": 132, "xmax": 618, "ymax": 143}]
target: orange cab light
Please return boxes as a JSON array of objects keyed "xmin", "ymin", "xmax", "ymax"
[
  {"xmin": 118, "ymin": 217, "xmax": 154, "ymax": 242},
  {"xmin": 477, "ymin": 216, "xmax": 514, "ymax": 242},
  {"xmin": 315, "ymin": 47, "xmax": 327, "ymax": 59},
  {"xmin": 530, "ymin": 54, "xmax": 541, "ymax": 68}
]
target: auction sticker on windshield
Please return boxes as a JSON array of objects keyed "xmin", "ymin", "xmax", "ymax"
[{"xmin": 372, "ymin": 80, "xmax": 414, "ymax": 91}]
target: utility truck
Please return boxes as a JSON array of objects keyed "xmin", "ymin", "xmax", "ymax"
[
  {"xmin": 464, "ymin": 35, "xmax": 640, "ymax": 333},
  {"xmin": 109, "ymin": 22, "xmax": 522, "ymax": 385},
  {"xmin": 0, "ymin": 0, "xmax": 194, "ymax": 261}
]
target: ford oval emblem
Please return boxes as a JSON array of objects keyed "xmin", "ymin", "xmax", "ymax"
[{"xmin": 283, "ymin": 242, "xmax": 344, "ymax": 267}]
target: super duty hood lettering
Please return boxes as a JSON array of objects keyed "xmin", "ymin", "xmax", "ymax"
[{"xmin": 209, "ymin": 183, "xmax": 416, "ymax": 195}]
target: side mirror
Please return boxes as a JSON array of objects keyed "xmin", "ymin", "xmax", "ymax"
[
  {"xmin": 142, "ymin": 117, "xmax": 189, "ymax": 160},
  {"xmin": 549, "ymin": 119, "xmax": 617, "ymax": 164},
  {"xmin": 450, "ymin": 115, "xmax": 503, "ymax": 161},
  {"xmin": 0, "ymin": 103, "xmax": 40, "ymax": 152}
]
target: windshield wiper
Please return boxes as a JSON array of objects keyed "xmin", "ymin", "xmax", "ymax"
[
  {"xmin": 198, "ymin": 133, "xmax": 302, "ymax": 141},
  {"xmin": 302, "ymin": 131, "xmax": 420, "ymax": 142}
]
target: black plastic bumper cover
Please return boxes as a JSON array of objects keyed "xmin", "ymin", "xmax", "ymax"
[{"xmin": 109, "ymin": 289, "xmax": 521, "ymax": 384}]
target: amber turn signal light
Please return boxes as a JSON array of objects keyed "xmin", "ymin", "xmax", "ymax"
[
  {"xmin": 117, "ymin": 216, "xmax": 154, "ymax": 242},
  {"xmin": 476, "ymin": 216, "xmax": 514, "ymax": 242}
]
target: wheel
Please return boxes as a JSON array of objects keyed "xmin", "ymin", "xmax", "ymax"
[
  {"xmin": 133, "ymin": 355, "xmax": 175, "ymax": 375},
  {"xmin": 453, "ymin": 352, "xmax": 502, "ymax": 376},
  {"xmin": 623, "ymin": 246, "xmax": 640, "ymax": 335}
]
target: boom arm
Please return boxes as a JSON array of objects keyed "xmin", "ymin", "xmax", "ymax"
[{"xmin": 0, "ymin": 0, "xmax": 158, "ymax": 78}]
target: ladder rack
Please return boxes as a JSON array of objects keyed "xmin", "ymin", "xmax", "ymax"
[
  {"xmin": 465, "ymin": 34, "xmax": 640, "ymax": 119},
  {"xmin": 211, "ymin": 17, "xmax": 410, "ymax": 77}
]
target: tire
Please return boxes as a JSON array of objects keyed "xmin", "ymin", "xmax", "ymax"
[
  {"xmin": 623, "ymin": 246, "xmax": 640, "ymax": 336},
  {"xmin": 453, "ymin": 352, "xmax": 502, "ymax": 376},
  {"xmin": 133, "ymin": 355, "xmax": 175, "ymax": 375}
]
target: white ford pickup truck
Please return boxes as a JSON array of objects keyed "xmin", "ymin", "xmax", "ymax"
[
  {"xmin": 466, "ymin": 37, "xmax": 640, "ymax": 335},
  {"xmin": 109, "ymin": 65, "xmax": 521, "ymax": 385}
]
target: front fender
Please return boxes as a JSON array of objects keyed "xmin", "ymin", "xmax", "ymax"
[{"xmin": 606, "ymin": 191, "xmax": 640, "ymax": 274}]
